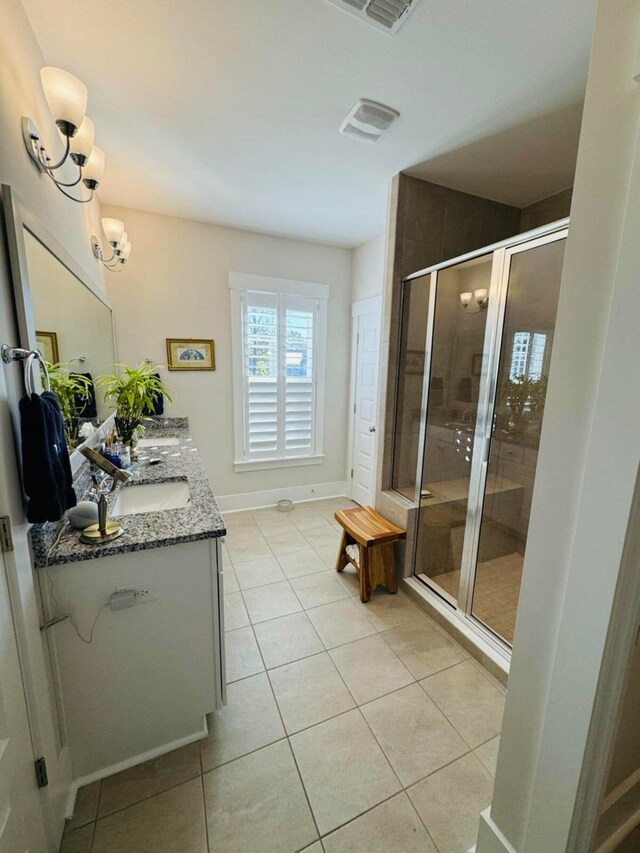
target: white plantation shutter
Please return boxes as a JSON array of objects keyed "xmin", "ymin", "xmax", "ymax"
[
  {"xmin": 239, "ymin": 290, "xmax": 322, "ymax": 462},
  {"xmin": 244, "ymin": 292, "xmax": 279, "ymax": 458},
  {"xmin": 285, "ymin": 297, "xmax": 315, "ymax": 454}
]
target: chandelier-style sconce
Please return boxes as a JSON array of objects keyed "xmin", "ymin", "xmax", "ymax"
[
  {"xmin": 460, "ymin": 288, "xmax": 488, "ymax": 313},
  {"xmin": 92, "ymin": 218, "xmax": 132, "ymax": 271},
  {"xmin": 22, "ymin": 67, "xmax": 105, "ymax": 203}
]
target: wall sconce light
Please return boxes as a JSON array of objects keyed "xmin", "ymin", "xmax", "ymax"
[
  {"xmin": 460, "ymin": 289, "xmax": 488, "ymax": 313},
  {"xmin": 91, "ymin": 218, "xmax": 132, "ymax": 271},
  {"xmin": 22, "ymin": 67, "xmax": 105, "ymax": 203}
]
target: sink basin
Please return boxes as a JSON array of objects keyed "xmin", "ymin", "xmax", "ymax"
[
  {"xmin": 112, "ymin": 481, "xmax": 191, "ymax": 516},
  {"xmin": 137, "ymin": 436, "xmax": 180, "ymax": 448}
]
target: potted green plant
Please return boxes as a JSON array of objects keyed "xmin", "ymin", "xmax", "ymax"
[
  {"xmin": 97, "ymin": 362, "xmax": 173, "ymax": 450},
  {"xmin": 501, "ymin": 373, "xmax": 536, "ymax": 432},
  {"xmin": 46, "ymin": 362, "xmax": 92, "ymax": 448},
  {"xmin": 529, "ymin": 374, "xmax": 549, "ymax": 414}
]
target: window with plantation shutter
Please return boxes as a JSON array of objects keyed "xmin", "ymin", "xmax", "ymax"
[{"xmin": 230, "ymin": 273, "xmax": 329, "ymax": 471}]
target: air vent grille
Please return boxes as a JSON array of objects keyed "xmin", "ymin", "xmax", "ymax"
[
  {"xmin": 340, "ymin": 99, "xmax": 400, "ymax": 143},
  {"xmin": 324, "ymin": 0, "xmax": 420, "ymax": 34}
]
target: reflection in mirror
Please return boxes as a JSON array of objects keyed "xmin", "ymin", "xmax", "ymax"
[{"xmin": 23, "ymin": 228, "xmax": 115, "ymax": 447}]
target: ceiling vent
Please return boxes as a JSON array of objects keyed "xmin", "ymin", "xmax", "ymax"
[
  {"xmin": 339, "ymin": 99, "xmax": 400, "ymax": 143},
  {"xmin": 324, "ymin": 0, "xmax": 422, "ymax": 34}
]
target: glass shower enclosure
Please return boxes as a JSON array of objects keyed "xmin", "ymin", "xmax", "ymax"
[{"xmin": 391, "ymin": 221, "xmax": 568, "ymax": 648}]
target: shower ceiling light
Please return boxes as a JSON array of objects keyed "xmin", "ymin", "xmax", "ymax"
[
  {"xmin": 22, "ymin": 66, "xmax": 107, "ymax": 204},
  {"xmin": 91, "ymin": 218, "xmax": 133, "ymax": 272},
  {"xmin": 460, "ymin": 289, "xmax": 488, "ymax": 313}
]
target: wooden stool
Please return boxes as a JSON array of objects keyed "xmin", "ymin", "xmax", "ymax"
[{"xmin": 334, "ymin": 506, "xmax": 406, "ymax": 603}]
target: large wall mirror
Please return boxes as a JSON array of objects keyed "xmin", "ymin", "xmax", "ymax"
[{"xmin": 2, "ymin": 185, "xmax": 116, "ymax": 470}]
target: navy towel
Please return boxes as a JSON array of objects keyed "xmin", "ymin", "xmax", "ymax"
[
  {"xmin": 72, "ymin": 372, "xmax": 97, "ymax": 419},
  {"xmin": 457, "ymin": 376, "xmax": 472, "ymax": 402},
  {"xmin": 20, "ymin": 390, "xmax": 77, "ymax": 523},
  {"xmin": 143, "ymin": 373, "xmax": 164, "ymax": 416}
]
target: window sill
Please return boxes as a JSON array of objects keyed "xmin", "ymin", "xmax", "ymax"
[{"xmin": 233, "ymin": 454, "xmax": 325, "ymax": 473}]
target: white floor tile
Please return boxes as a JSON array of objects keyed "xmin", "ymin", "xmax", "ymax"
[
  {"xmin": 290, "ymin": 709, "xmax": 401, "ymax": 836},
  {"xmin": 269, "ymin": 652, "xmax": 355, "ymax": 734},
  {"xmin": 329, "ymin": 635, "xmax": 414, "ymax": 705},
  {"xmin": 306, "ymin": 599, "xmax": 377, "ymax": 649},
  {"xmin": 254, "ymin": 611, "xmax": 325, "ymax": 669},
  {"xmin": 203, "ymin": 741, "xmax": 317, "ymax": 853},
  {"xmin": 323, "ymin": 792, "xmax": 437, "ymax": 853}
]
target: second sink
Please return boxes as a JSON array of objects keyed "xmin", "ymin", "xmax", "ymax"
[
  {"xmin": 137, "ymin": 436, "xmax": 180, "ymax": 448},
  {"xmin": 112, "ymin": 481, "xmax": 191, "ymax": 516}
]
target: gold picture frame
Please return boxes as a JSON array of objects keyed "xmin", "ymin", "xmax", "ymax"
[
  {"xmin": 166, "ymin": 338, "xmax": 215, "ymax": 371},
  {"xmin": 36, "ymin": 330, "xmax": 59, "ymax": 364}
]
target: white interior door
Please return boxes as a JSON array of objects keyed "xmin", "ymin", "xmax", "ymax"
[
  {"xmin": 349, "ymin": 298, "xmax": 381, "ymax": 506},
  {"xmin": 0, "ymin": 340, "xmax": 71, "ymax": 850},
  {"xmin": 0, "ymin": 540, "xmax": 47, "ymax": 853}
]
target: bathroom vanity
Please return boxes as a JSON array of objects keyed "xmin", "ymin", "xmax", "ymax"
[{"xmin": 30, "ymin": 419, "xmax": 226, "ymax": 782}]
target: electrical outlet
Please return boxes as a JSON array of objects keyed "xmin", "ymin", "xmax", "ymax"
[{"xmin": 116, "ymin": 581, "xmax": 157, "ymax": 603}]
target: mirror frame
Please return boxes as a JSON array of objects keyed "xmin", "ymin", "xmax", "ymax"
[{"xmin": 1, "ymin": 184, "xmax": 118, "ymax": 475}]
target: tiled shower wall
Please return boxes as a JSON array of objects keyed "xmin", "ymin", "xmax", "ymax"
[{"xmin": 374, "ymin": 173, "xmax": 572, "ymax": 573}]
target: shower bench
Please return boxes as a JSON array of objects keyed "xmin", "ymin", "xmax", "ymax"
[{"xmin": 334, "ymin": 506, "xmax": 406, "ymax": 603}]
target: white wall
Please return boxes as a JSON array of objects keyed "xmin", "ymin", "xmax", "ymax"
[
  {"xmin": 0, "ymin": 0, "xmax": 105, "ymax": 293},
  {"xmin": 0, "ymin": 1, "xmax": 107, "ymax": 846},
  {"xmin": 103, "ymin": 204, "xmax": 353, "ymax": 500},
  {"xmin": 351, "ymin": 232, "xmax": 385, "ymax": 302},
  {"xmin": 477, "ymin": 1, "xmax": 640, "ymax": 850}
]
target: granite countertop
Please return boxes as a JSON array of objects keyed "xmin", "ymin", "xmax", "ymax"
[{"xmin": 31, "ymin": 418, "xmax": 226, "ymax": 568}]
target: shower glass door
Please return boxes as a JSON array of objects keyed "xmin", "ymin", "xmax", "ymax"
[
  {"xmin": 470, "ymin": 233, "xmax": 566, "ymax": 643},
  {"xmin": 414, "ymin": 254, "xmax": 493, "ymax": 605},
  {"xmin": 410, "ymin": 224, "xmax": 568, "ymax": 648}
]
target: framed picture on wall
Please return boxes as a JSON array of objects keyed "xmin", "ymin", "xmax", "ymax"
[
  {"xmin": 166, "ymin": 338, "xmax": 215, "ymax": 371},
  {"xmin": 36, "ymin": 330, "xmax": 59, "ymax": 364}
]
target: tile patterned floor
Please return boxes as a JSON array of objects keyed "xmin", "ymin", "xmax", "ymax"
[
  {"xmin": 431, "ymin": 552, "xmax": 524, "ymax": 644},
  {"xmin": 60, "ymin": 497, "xmax": 505, "ymax": 853}
]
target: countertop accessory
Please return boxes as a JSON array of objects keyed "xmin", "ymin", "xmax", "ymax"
[
  {"xmin": 68, "ymin": 501, "xmax": 99, "ymax": 529},
  {"xmin": 78, "ymin": 445, "xmax": 133, "ymax": 544}
]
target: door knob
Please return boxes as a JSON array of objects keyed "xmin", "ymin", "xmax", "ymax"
[{"xmin": 369, "ymin": 426, "xmax": 376, "ymax": 433}]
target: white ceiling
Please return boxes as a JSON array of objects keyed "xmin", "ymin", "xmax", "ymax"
[{"xmin": 22, "ymin": 0, "xmax": 595, "ymax": 247}]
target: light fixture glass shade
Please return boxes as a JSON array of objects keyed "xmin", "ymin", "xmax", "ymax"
[
  {"xmin": 83, "ymin": 146, "xmax": 105, "ymax": 186},
  {"xmin": 117, "ymin": 232, "xmax": 128, "ymax": 250},
  {"xmin": 102, "ymin": 217, "xmax": 124, "ymax": 246},
  {"xmin": 474, "ymin": 288, "xmax": 488, "ymax": 303},
  {"xmin": 460, "ymin": 292, "xmax": 472, "ymax": 307},
  {"xmin": 120, "ymin": 242, "xmax": 132, "ymax": 261},
  {"xmin": 40, "ymin": 67, "xmax": 88, "ymax": 133},
  {"xmin": 70, "ymin": 116, "xmax": 94, "ymax": 159}
]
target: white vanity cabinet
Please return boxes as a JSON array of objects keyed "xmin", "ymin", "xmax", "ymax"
[{"xmin": 41, "ymin": 537, "xmax": 225, "ymax": 781}]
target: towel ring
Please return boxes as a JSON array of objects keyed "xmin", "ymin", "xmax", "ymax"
[
  {"xmin": 1, "ymin": 344, "xmax": 51, "ymax": 395},
  {"xmin": 25, "ymin": 351, "xmax": 51, "ymax": 396}
]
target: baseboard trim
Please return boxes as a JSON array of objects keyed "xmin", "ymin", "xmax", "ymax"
[
  {"xmin": 218, "ymin": 480, "xmax": 348, "ymax": 513},
  {"xmin": 66, "ymin": 721, "xmax": 209, "ymax": 817},
  {"xmin": 475, "ymin": 807, "xmax": 518, "ymax": 853}
]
